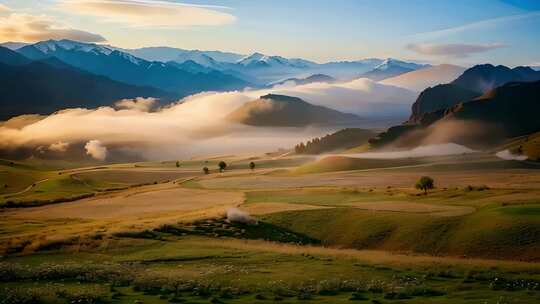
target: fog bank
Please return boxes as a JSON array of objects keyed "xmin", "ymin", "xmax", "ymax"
[{"xmin": 332, "ymin": 143, "xmax": 475, "ymax": 159}]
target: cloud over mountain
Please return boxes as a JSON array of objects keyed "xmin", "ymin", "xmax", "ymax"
[
  {"xmin": 0, "ymin": 77, "xmax": 415, "ymax": 159},
  {"xmin": 0, "ymin": 5, "xmax": 105, "ymax": 43},
  {"xmin": 58, "ymin": 0, "xmax": 236, "ymax": 28},
  {"xmin": 407, "ymin": 43, "xmax": 506, "ymax": 58}
]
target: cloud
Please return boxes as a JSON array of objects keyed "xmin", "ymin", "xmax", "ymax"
[
  {"xmin": 407, "ymin": 43, "xmax": 506, "ymax": 58},
  {"xmin": 58, "ymin": 0, "xmax": 236, "ymax": 28},
  {"xmin": 0, "ymin": 8, "xmax": 105, "ymax": 43},
  {"xmin": 0, "ymin": 78, "xmax": 415, "ymax": 159},
  {"xmin": 115, "ymin": 97, "xmax": 158, "ymax": 112},
  {"xmin": 0, "ymin": 4, "xmax": 11, "ymax": 14},
  {"xmin": 49, "ymin": 141, "xmax": 70, "ymax": 152},
  {"xmin": 411, "ymin": 11, "xmax": 540, "ymax": 39},
  {"xmin": 331, "ymin": 143, "xmax": 474, "ymax": 159},
  {"xmin": 85, "ymin": 140, "xmax": 108, "ymax": 160},
  {"xmin": 495, "ymin": 149, "xmax": 527, "ymax": 161}
]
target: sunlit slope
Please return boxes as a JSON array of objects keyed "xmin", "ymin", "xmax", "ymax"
[{"xmin": 251, "ymin": 187, "xmax": 540, "ymax": 261}]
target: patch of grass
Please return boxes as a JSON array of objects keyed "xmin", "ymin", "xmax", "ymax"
[{"xmin": 295, "ymin": 156, "xmax": 424, "ymax": 174}]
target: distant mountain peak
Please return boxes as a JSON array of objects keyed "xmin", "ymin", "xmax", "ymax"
[{"xmin": 32, "ymin": 39, "xmax": 114, "ymax": 56}]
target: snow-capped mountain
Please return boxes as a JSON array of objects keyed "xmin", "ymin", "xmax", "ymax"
[
  {"xmin": 237, "ymin": 52, "xmax": 316, "ymax": 69},
  {"xmin": 373, "ymin": 58, "xmax": 428, "ymax": 71},
  {"xmin": 17, "ymin": 40, "xmax": 251, "ymax": 95},
  {"xmin": 121, "ymin": 46, "xmax": 244, "ymax": 65},
  {"xmin": 360, "ymin": 58, "xmax": 430, "ymax": 81},
  {"xmin": 0, "ymin": 42, "xmax": 30, "ymax": 50}
]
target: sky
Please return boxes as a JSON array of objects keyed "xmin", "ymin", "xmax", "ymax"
[{"xmin": 0, "ymin": 0, "xmax": 539, "ymax": 66}]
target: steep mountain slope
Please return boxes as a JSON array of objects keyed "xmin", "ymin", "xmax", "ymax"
[
  {"xmin": 0, "ymin": 47, "xmax": 168, "ymax": 120},
  {"xmin": 451, "ymin": 64, "xmax": 540, "ymax": 93},
  {"xmin": 226, "ymin": 94, "xmax": 360, "ymax": 127},
  {"xmin": 442, "ymin": 80, "xmax": 540, "ymax": 137},
  {"xmin": 0, "ymin": 46, "xmax": 31, "ymax": 65},
  {"xmin": 408, "ymin": 84, "xmax": 481, "ymax": 123},
  {"xmin": 381, "ymin": 64, "xmax": 466, "ymax": 92},
  {"xmin": 369, "ymin": 80, "xmax": 540, "ymax": 148},
  {"xmin": 360, "ymin": 59, "xmax": 429, "ymax": 81},
  {"xmin": 17, "ymin": 40, "xmax": 250, "ymax": 95},
  {"xmin": 0, "ymin": 42, "xmax": 29, "ymax": 50}
]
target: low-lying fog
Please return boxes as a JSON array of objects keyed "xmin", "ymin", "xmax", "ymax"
[
  {"xmin": 0, "ymin": 78, "xmax": 414, "ymax": 160},
  {"xmin": 321, "ymin": 143, "xmax": 475, "ymax": 159}
]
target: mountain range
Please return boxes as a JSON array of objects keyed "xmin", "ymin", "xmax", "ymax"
[
  {"xmin": 0, "ymin": 46, "xmax": 168, "ymax": 120},
  {"xmin": 17, "ymin": 40, "xmax": 251, "ymax": 96}
]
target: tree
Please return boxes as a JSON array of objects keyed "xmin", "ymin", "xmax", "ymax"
[
  {"xmin": 249, "ymin": 161, "xmax": 255, "ymax": 171},
  {"xmin": 218, "ymin": 161, "xmax": 227, "ymax": 172},
  {"xmin": 415, "ymin": 176, "xmax": 434, "ymax": 194},
  {"xmin": 175, "ymin": 161, "xmax": 180, "ymax": 168},
  {"xmin": 203, "ymin": 167, "xmax": 210, "ymax": 174}
]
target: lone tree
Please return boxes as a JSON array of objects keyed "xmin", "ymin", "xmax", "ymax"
[
  {"xmin": 203, "ymin": 167, "xmax": 210, "ymax": 174},
  {"xmin": 218, "ymin": 161, "xmax": 227, "ymax": 172},
  {"xmin": 175, "ymin": 161, "xmax": 180, "ymax": 168},
  {"xmin": 415, "ymin": 176, "xmax": 434, "ymax": 194},
  {"xmin": 249, "ymin": 161, "xmax": 255, "ymax": 171}
]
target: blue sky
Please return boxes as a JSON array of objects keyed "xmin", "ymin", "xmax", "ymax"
[{"xmin": 0, "ymin": 0, "xmax": 539, "ymax": 66}]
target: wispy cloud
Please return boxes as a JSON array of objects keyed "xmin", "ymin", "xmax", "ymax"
[
  {"xmin": 411, "ymin": 11, "xmax": 540, "ymax": 39},
  {"xmin": 0, "ymin": 5, "xmax": 106, "ymax": 43},
  {"xmin": 407, "ymin": 43, "xmax": 506, "ymax": 58},
  {"xmin": 57, "ymin": 0, "xmax": 237, "ymax": 29}
]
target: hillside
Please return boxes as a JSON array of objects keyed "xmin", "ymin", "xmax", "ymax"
[
  {"xmin": 370, "ymin": 80, "xmax": 540, "ymax": 149},
  {"xmin": 294, "ymin": 128, "xmax": 378, "ymax": 154},
  {"xmin": 451, "ymin": 64, "xmax": 540, "ymax": 93},
  {"xmin": 226, "ymin": 94, "xmax": 360, "ymax": 127},
  {"xmin": 408, "ymin": 84, "xmax": 481, "ymax": 123},
  {"xmin": 381, "ymin": 64, "xmax": 466, "ymax": 92},
  {"xmin": 0, "ymin": 49, "xmax": 169, "ymax": 119}
]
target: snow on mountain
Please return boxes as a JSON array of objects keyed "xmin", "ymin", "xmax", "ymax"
[
  {"xmin": 0, "ymin": 42, "xmax": 29, "ymax": 50},
  {"xmin": 122, "ymin": 46, "xmax": 244, "ymax": 65},
  {"xmin": 373, "ymin": 58, "xmax": 429, "ymax": 71},
  {"xmin": 33, "ymin": 39, "xmax": 114, "ymax": 56},
  {"xmin": 237, "ymin": 52, "xmax": 316, "ymax": 69}
]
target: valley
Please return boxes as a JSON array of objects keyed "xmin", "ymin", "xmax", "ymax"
[{"xmin": 1, "ymin": 151, "xmax": 539, "ymax": 303}]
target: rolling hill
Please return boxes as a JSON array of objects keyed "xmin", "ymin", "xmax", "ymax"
[
  {"xmin": 294, "ymin": 128, "xmax": 378, "ymax": 154},
  {"xmin": 226, "ymin": 94, "xmax": 361, "ymax": 127},
  {"xmin": 380, "ymin": 64, "xmax": 466, "ymax": 92}
]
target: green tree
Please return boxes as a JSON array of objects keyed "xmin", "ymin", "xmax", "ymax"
[
  {"xmin": 203, "ymin": 167, "xmax": 210, "ymax": 174},
  {"xmin": 249, "ymin": 161, "xmax": 255, "ymax": 171},
  {"xmin": 175, "ymin": 161, "xmax": 180, "ymax": 168},
  {"xmin": 218, "ymin": 161, "xmax": 227, "ymax": 172},
  {"xmin": 415, "ymin": 176, "xmax": 434, "ymax": 194}
]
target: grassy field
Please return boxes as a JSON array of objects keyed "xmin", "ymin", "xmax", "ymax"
[{"xmin": 1, "ymin": 153, "xmax": 539, "ymax": 303}]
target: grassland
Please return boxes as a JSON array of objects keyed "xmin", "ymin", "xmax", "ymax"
[{"xmin": 1, "ymin": 152, "xmax": 539, "ymax": 303}]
